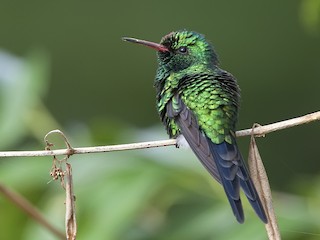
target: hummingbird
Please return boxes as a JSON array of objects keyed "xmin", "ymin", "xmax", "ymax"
[{"xmin": 122, "ymin": 30, "xmax": 267, "ymax": 224}]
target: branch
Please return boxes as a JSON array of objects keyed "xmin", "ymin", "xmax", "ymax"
[
  {"xmin": 0, "ymin": 111, "xmax": 319, "ymax": 158},
  {"xmin": 0, "ymin": 183, "xmax": 65, "ymax": 239},
  {"xmin": 236, "ymin": 111, "xmax": 320, "ymax": 137}
]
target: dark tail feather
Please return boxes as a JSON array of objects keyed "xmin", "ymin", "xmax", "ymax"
[
  {"xmin": 238, "ymin": 165, "xmax": 268, "ymax": 223},
  {"xmin": 225, "ymin": 177, "xmax": 245, "ymax": 223},
  {"xmin": 208, "ymin": 138, "xmax": 268, "ymax": 223}
]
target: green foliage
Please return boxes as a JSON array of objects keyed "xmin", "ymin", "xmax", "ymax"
[{"xmin": 0, "ymin": 50, "xmax": 49, "ymax": 148}]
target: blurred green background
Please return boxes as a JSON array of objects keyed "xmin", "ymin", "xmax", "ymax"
[{"xmin": 0, "ymin": 0, "xmax": 320, "ymax": 239}]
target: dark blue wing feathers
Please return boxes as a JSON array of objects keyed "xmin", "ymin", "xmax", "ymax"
[
  {"xmin": 208, "ymin": 139, "xmax": 267, "ymax": 223},
  {"xmin": 168, "ymin": 96, "xmax": 267, "ymax": 223}
]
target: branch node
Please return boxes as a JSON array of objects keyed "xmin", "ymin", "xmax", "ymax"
[
  {"xmin": 66, "ymin": 148, "xmax": 75, "ymax": 157},
  {"xmin": 251, "ymin": 123, "xmax": 266, "ymax": 138},
  {"xmin": 44, "ymin": 129, "xmax": 74, "ymax": 158}
]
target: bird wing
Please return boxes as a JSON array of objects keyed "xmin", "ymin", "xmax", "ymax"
[
  {"xmin": 167, "ymin": 94, "xmax": 267, "ymax": 223},
  {"xmin": 166, "ymin": 96, "xmax": 221, "ymax": 183}
]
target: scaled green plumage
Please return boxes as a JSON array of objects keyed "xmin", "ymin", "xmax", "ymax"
[{"xmin": 123, "ymin": 30, "xmax": 267, "ymax": 224}]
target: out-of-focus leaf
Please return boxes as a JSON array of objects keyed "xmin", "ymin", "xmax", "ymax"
[
  {"xmin": 0, "ymin": 49, "xmax": 49, "ymax": 148},
  {"xmin": 300, "ymin": 0, "xmax": 320, "ymax": 34}
]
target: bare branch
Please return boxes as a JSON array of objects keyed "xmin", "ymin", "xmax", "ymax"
[
  {"xmin": 0, "ymin": 183, "xmax": 65, "ymax": 239},
  {"xmin": 236, "ymin": 111, "xmax": 320, "ymax": 137},
  {"xmin": 0, "ymin": 111, "xmax": 319, "ymax": 158}
]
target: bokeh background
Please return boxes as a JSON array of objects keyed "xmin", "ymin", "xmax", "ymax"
[{"xmin": 0, "ymin": 0, "xmax": 320, "ymax": 239}]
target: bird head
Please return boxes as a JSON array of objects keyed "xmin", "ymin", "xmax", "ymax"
[{"xmin": 123, "ymin": 30, "xmax": 218, "ymax": 73}]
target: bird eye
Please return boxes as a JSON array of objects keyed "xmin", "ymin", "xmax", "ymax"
[{"xmin": 178, "ymin": 46, "xmax": 187, "ymax": 54}]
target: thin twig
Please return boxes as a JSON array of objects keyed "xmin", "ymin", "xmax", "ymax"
[
  {"xmin": 0, "ymin": 139, "xmax": 177, "ymax": 158},
  {"xmin": 0, "ymin": 183, "xmax": 65, "ymax": 239},
  {"xmin": 0, "ymin": 111, "xmax": 319, "ymax": 158},
  {"xmin": 236, "ymin": 111, "xmax": 320, "ymax": 137}
]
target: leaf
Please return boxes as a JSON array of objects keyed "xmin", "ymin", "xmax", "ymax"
[
  {"xmin": 0, "ymin": 49, "xmax": 49, "ymax": 148},
  {"xmin": 65, "ymin": 163, "xmax": 77, "ymax": 240},
  {"xmin": 300, "ymin": 0, "xmax": 320, "ymax": 34},
  {"xmin": 248, "ymin": 134, "xmax": 281, "ymax": 240}
]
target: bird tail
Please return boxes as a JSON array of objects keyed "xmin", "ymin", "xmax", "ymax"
[{"xmin": 208, "ymin": 138, "xmax": 268, "ymax": 224}]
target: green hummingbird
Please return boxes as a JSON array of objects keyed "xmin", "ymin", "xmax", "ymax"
[{"xmin": 122, "ymin": 30, "xmax": 267, "ymax": 224}]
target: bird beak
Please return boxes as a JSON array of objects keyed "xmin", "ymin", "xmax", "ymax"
[{"xmin": 122, "ymin": 37, "xmax": 169, "ymax": 52}]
